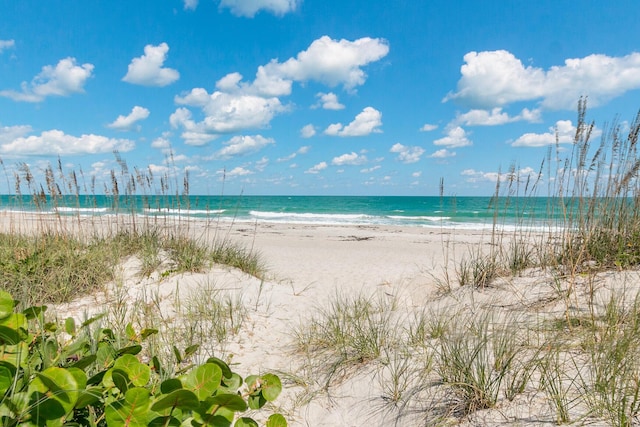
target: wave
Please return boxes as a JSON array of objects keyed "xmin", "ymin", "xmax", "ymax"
[
  {"xmin": 387, "ymin": 215, "xmax": 451, "ymax": 222},
  {"xmin": 55, "ymin": 207, "xmax": 110, "ymax": 213},
  {"xmin": 143, "ymin": 208, "xmax": 225, "ymax": 215}
]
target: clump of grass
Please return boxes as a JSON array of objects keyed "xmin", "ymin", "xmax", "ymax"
[
  {"xmin": 456, "ymin": 252, "xmax": 499, "ymax": 288},
  {"xmin": 0, "ymin": 232, "xmax": 117, "ymax": 306},
  {"xmin": 434, "ymin": 310, "xmax": 530, "ymax": 415},
  {"xmin": 211, "ymin": 239, "xmax": 265, "ymax": 278},
  {"xmin": 295, "ymin": 292, "xmax": 400, "ymax": 387}
]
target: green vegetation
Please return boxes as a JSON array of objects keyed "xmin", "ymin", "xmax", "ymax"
[{"xmin": 0, "ymin": 290, "xmax": 285, "ymax": 426}]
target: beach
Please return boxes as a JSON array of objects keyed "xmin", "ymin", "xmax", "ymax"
[{"xmin": 3, "ymin": 213, "xmax": 640, "ymax": 426}]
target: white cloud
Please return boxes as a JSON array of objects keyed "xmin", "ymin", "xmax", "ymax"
[
  {"xmin": 183, "ymin": 0, "xmax": 198, "ymax": 10},
  {"xmin": 107, "ymin": 106, "xmax": 150, "ymax": 131},
  {"xmin": 123, "ymin": 43, "xmax": 179, "ymax": 87},
  {"xmin": 300, "ymin": 124, "xmax": 316, "ymax": 138},
  {"xmin": 429, "ymin": 148, "xmax": 456, "ymax": 158},
  {"xmin": 331, "ymin": 152, "xmax": 367, "ymax": 166},
  {"xmin": 171, "ymin": 91, "xmax": 284, "ymax": 143},
  {"xmin": 151, "ymin": 137, "xmax": 171, "ymax": 149},
  {"xmin": 255, "ymin": 156, "xmax": 269, "ymax": 171},
  {"xmin": 412, "ymin": 171, "xmax": 422, "ymax": 178},
  {"xmin": 390, "ymin": 143, "xmax": 425, "ymax": 164},
  {"xmin": 419, "ymin": 123, "xmax": 438, "ymax": 132},
  {"xmin": 257, "ymin": 36, "xmax": 389, "ymax": 93},
  {"xmin": 454, "ymin": 107, "xmax": 541, "ymax": 126},
  {"xmin": 360, "ymin": 165, "xmax": 381, "ymax": 173},
  {"xmin": 0, "ymin": 129, "xmax": 134, "ymax": 155},
  {"xmin": 445, "ymin": 50, "xmax": 640, "ymax": 110},
  {"xmin": 462, "ymin": 167, "xmax": 538, "ymax": 183},
  {"xmin": 225, "ymin": 166, "xmax": 253, "ymax": 177},
  {"xmin": 511, "ymin": 120, "xmax": 577, "ymax": 147},
  {"xmin": 315, "ymin": 92, "xmax": 345, "ymax": 110},
  {"xmin": 433, "ymin": 126, "xmax": 472, "ymax": 148},
  {"xmin": 324, "ymin": 107, "xmax": 382, "ymax": 137},
  {"xmin": 0, "ymin": 57, "xmax": 94, "ymax": 102},
  {"xmin": 305, "ymin": 161, "xmax": 327, "ymax": 174},
  {"xmin": 219, "ymin": 0, "xmax": 299, "ymax": 17},
  {"xmin": 0, "ymin": 125, "xmax": 32, "ymax": 144},
  {"xmin": 277, "ymin": 145, "xmax": 309, "ymax": 162},
  {"xmin": 0, "ymin": 39, "xmax": 15, "ymax": 53},
  {"xmin": 214, "ymin": 134, "xmax": 274, "ymax": 159}
]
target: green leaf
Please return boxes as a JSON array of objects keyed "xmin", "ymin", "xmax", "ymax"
[
  {"xmin": 247, "ymin": 393, "xmax": 266, "ymax": 410},
  {"xmin": 208, "ymin": 394, "xmax": 247, "ymax": 412},
  {"xmin": 112, "ymin": 369, "xmax": 130, "ymax": 393},
  {"xmin": 69, "ymin": 354, "xmax": 97, "ymax": 370},
  {"xmin": 0, "ymin": 325, "xmax": 21, "ymax": 345},
  {"xmin": 75, "ymin": 386, "xmax": 103, "ymax": 408},
  {"xmin": 185, "ymin": 363, "xmax": 222, "ymax": 400},
  {"xmin": 29, "ymin": 367, "xmax": 79, "ymax": 422},
  {"xmin": 0, "ymin": 364, "xmax": 13, "ymax": 396},
  {"xmin": 151, "ymin": 389, "xmax": 200, "ymax": 412},
  {"xmin": 206, "ymin": 357, "xmax": 233, "ymax": 379},
  {"xmin": 117, "ymin": 344, "xmax": 142, "ymax": 356},
  {"xmin": 139, "ymin": 328, "xmax": 158, "ymax": 340},
  {"xmin": 0, "ymin": 342, "xmax": 28, "ymax": 367},
  {"xmin": 148, "ymin": 416, "xmax": 181, "ymax": 426},
  {"xmin": 160, "ymin": 378, "xmax": 183, "ymax": 394},
  {"xmin": 22, "ymin": 305, "xmax": 47, "ymax": 320},
  {"xmin": 184, "ymin": 344, "xmax": 200, "ymax": 359},
  {"xmin": 234, "ymin": 418, "xmax": 258, "ymax": 427},
  {"xmin": 80, "ymin": 313, "xmax": 104, "ymax": 328},
  {"xmin": 65, "ymin": 317, "xmax": 76, "ymax": 335},
  {"xmin": 221, "ymin": 373, "xmax": 242, "ymax": 392},
  {"xmin": 173, "ymin": 346, "xmax": 182, "ymax": 363},
  {"xmin": 105, "ymin": 387, "xmax": 151, "ymax": 427},
  {"xmin": 114, "ymin": 354, "xmax": 151, "ymax": 387},
  {"xmin": 125, "ymin": 323, "xmax": 136, "ymax": 341},
  {"xmin": 0, "ymin": 291, "xmax": 14, "ymax": 319},
  {"xmin": 260, "ymin": 374, "xmax": 282, "ymax": 402},
  {"xmin": 266, "ymin": 414, "xmax": 287, "ymax": 427}
]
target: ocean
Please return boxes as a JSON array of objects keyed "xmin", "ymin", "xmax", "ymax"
[{"xmin": 0, "ymin": 194, "xmax": 566, "ymax": 230}]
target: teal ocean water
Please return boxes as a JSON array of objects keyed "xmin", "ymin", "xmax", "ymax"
[{"xmin": 0, "ymin": 195, "xmax": 564, "ymax": 230}]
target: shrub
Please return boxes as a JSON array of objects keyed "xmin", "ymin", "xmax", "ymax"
[{"xmin": 0, "ymin": 290, "xmax": 286, "ymax": 426}]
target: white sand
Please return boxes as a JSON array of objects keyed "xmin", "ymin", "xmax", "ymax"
[{"xmin": 4, "ymin": 213, "xmax": 639, "ymax": 426}]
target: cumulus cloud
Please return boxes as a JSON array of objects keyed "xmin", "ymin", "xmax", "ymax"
[
  {"xmin": 0, "ymin": 129, "xmax": 134, "ymax": 155},
  {"xmin": 0, "ymin": 57, "xmax": 94, "ymax": 102},
  {"xmin": 331, "ymin": 152, "xmax": 367, "ymax": 166},
  {"xmin": 107, "ymin": 106, "xmax": 150, "ymax": 131},
  {"xmin": 324, "ymin": 107, "xmax": 382, "ymax": 137},
  {"xmin": 419, "ymin": 123, "xmax": 438, "ymax": 132},
  {"xmin": 151, "ymin": 137, "xmax": 171, "ymax": 149},
  {"xmin": 171, "ymin": 91, "xmax": 284, "ymax": 144},
  {"xmin": 305, "ymin": 161, "xmax": 327, "ymax": 174},
  {"xmin": 315, "ymin": 92, "xmax": 345, "ymax": 110},
  {"xmin": 214, "ymin": 134, "xmax": 274, "ymax": 159},
  {"xmin": 511, "ymin": 120, "xmax": 577, "ymax": 147},
  {"xmin": 277, "ymin": 145, "xmax": 309, "ymax": 162},
  {"xmin": 454, "ymin": 107, "xmax": 541, "ymax": 126},
  {"xmin": 219, "ymin": 0, "xmax": 299, "ymax": 17},
  {"xmin": 173, "ymin": 36, "xmax": 386, "ymax": 143},
  {"xmin": 300, "ymin": 124, "xmax": 316, "ymax": 138},
  {"xmin": 123, "ymin": 43, "xmax": 179, "ymax": 87},
  {"xmin": 0, "ymin": 125, "xmax": 32, "ymax": 144},
  {"xmin": 225, "ymin": 166, "xmax": 253, "ymax": 177},
  {"xmin": 183, "ymin": 0, "xmax": 198, "ymax": 10},
  {"xmin": 445, "ymin": 50, "xmax": 640, "ymax": 110},
  {"xmin": 461, "ymin": 167, "xmax": 538, "ymax": 183},
  {"xmin": 0, "ymin": 39, "xmax": 15, "ymax": 53},
  {"xmin": 390, "ymin": 143, "xmax": 425, "ymax": 164},
  {"xmin": 429, "ymin": 148, "xmax": 456, "ymax": 158},
  {"xmin": 433, "ymin": 126, "xmax": 472, "ymax": 148}
]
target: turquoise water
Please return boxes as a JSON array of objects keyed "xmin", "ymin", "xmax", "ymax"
[{"xmin": 0, "ymin": 194, "xmax": 563, "ymax": 230}]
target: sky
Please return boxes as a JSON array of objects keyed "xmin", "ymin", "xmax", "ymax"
[{"xmin": 1, "ymin": 0, "xmax": 640, "ymax": 196}]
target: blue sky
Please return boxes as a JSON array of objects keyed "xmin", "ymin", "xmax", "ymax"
[{"xmin": 1, "ymin": 0, "xmax": 640, "ymax": 196}]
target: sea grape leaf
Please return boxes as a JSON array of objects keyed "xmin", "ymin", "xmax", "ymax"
[
  {"xmin": 65, "ymin": 317, "xmax": 76, "ymax": 336},
  {"xmin": 260, "ymin": 374, "xmax": 282, "ymax": 402},
  {"xmin": 151, "ymin": 389, "xmax": 200, "ymax": 412},
  {"xmin": 29, "ymin": 367, "xmax": 79, "ymax": 421},
  {"xmin": 0, "ymin": 291, "xmax": 14, "ymax": 319},
  {"xmin": 235, "ymin": 417, "xmax": 258, "ymax": 427},
  {"xmin": 206, "ymin": 357, "xmax": 233, "ymax": 379},
  {"xmin": 208, "ymin": 393, "xmax": 247, "ymax": 412},
  {"xmin": 185, "ymin": 363, "xmax": 222, "ymax": 400},
  {"xmin": 114, "ymin": 354, "xmax": 150, "ymax": 387},
  {"xmin": 105, "ymin": 387, "xmax": 151, "ymax": 427},
  {"xmin": 0, "ymin": 364, "xmax": 13, "ymax": 396},
  {"xmin": 266, "ymin": 414, "xmax": 287, "ymax": 427}
]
